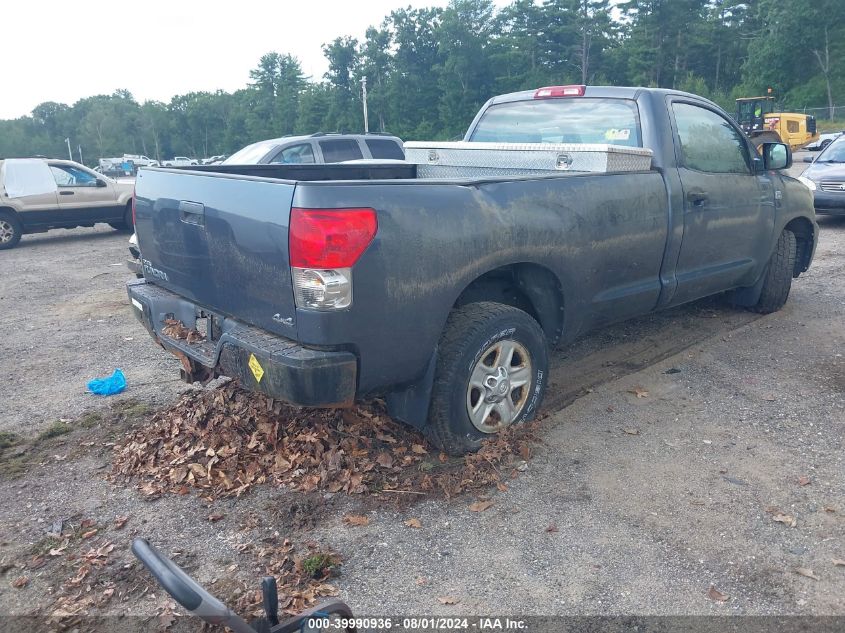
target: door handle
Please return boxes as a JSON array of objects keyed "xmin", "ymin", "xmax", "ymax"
[
  {"xmin": 179, "ymin": 200, "xmax": 205, "ymax": 226},
  {"xmin": 686, "ymin": 191, "xmax": 708, "ymax": 207},
  {"xmin": 59, "ymin": 191, "xmax": 75, "ymax": 196}
]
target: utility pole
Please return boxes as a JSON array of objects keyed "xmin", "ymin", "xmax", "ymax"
[
  {"xmin": 65, "ymin": 138, "xmax": 73, "ymax": 161},
  {"xmin": 78, "ymin": 145, "xmax": 83, "ymax": 165},
  {"xmin": 361, "ymin": 76, "xmax": 369, "ymax": 133}
]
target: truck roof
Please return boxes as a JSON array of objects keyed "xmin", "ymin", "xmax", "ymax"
[
  {"xmin": 487, "ymin": 85, "xmax": 716, "ymax": 106},
  {"xmin": 0, "ymin": 157, "xmax": 82, "ymax": 167}
]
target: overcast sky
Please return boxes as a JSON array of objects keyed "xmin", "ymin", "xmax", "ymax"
[{"xmin": 1, "ymin": 0, "xmax": 509, "ymax": 120}]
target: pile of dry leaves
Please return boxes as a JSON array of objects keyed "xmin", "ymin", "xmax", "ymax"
[
  {"xmin": 111, "ymin": 382, "xmax": 537, "ymax": 500},
  {"xmin": 161, "ymin": 318, "xmax": 204, "ymax": 344}
]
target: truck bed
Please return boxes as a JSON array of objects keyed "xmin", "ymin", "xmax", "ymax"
[
  {"xmin": 174, "ymin": 163, "xmax": 417, "ymax": 181},
  {"xmin": 133, "ymin": 162, "xmax": 669, "ymax": 399},
  {"xmin": 162, "ymin": 140, "xmax": 653, "ymax": 182}
]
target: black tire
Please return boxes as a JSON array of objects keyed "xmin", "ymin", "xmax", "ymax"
[
  {"xmin": 0, "ymin": 211, "xmax": 23, "ymax": 250},
  {"xmin": 820, "ymin": 139, "xmax": 832, "ymax": 150},
  {"xmin": 425, "ymin": 301, "xmax": 549, "ymax": 455},
  {"xmin": 752, "ymin": 131, "xmax": 782, "ymax": 150},
  {"xmin": 109, "ymin": 202, "xmax": 134, "ymax": 232},
  {"xmin": 751, "ymin": 229, "xmax": 796, "ymax": 314}
]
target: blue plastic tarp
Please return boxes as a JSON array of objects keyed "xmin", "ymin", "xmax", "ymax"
[{"xmin": 87, "ymin": 369, "xmax": 126, "ymax": 396}]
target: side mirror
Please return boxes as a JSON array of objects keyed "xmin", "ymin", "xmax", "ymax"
[
  {"xmin": 96, "ymin": 179, "xmax": 107, "ymax": 187},
  {"xmin": 762, "ymin": 142, "xmax": 791, "ymax": 170},
  {"xmin": 802, "ymin": 155, "xmax": 815, "ymax": 163}
]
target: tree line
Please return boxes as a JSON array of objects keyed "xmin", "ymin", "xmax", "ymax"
[{"xmin": 1, "ymin": 0, "xmax": 842, "ymax": 164}]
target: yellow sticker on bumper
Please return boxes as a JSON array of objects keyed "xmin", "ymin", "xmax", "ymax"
[{"xmin": 248, "ymin": 353, "xmax": 265, "ymax": 383}]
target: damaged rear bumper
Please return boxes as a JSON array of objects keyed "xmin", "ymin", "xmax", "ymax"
[{"xmin": 127, "ymin": 279, "xmax": 357, "ymax": 407}]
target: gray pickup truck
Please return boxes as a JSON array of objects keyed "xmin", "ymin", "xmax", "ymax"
[{"xmin": 128, "ymin": 85, "xmax": 817, "ymax": 454}]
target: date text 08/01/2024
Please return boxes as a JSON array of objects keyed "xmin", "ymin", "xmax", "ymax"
[{"xmin": 305, "ymin": 617, "xmax": 528, "ymax": 630}]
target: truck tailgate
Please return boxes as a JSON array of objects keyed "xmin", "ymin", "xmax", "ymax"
[{"xmin": 133, "ymin": 169, "xmax": 298, "ymax": 337}]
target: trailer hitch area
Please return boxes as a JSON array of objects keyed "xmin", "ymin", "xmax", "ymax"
[{"xmin": 171, "ymin": 348, "xmax": 214, "ymax": 385}]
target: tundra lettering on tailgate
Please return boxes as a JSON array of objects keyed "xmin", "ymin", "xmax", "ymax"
[{"xmin": 142, "ymin": 259, "xmax": 169, "ymax": 282}]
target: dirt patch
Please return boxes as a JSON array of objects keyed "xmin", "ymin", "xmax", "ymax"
[
  {"xmin": 814, "ymin": 357, "xmax": 845, "ymax": 394},
  {"xmin": 0, "ymin": 399, "xmax": 152, "ymax": 480},
  {"xmin": 111, "ymin": 382, "xmax": 537, "ymax": 501}
]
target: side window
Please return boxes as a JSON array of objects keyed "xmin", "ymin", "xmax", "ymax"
[
  {"xmin": 786, "ymin": 120, "xmax": 799, "ymax": 134},
  {"xmin": 270, "ymin": 143, "xmax": 316, "ymax": 164},
  {"xmin": 318, "ymin": 139, "xmax": 364, "ymax": 163},
  {"xmin": 672, "ymin": 103, "xmax": 750, "ymax": 174},
  {"xmin": 50, "ymin": 165, "xmax": 97, "ymax": 187},
  {"xmin": 365, "ymin": 139, "xmax": 405, "ymax": 160}
]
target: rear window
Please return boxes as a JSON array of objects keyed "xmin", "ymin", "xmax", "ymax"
[
  {"xmin": 224, "ymin": 141, "xmax": 277, "ymax": 164},
  {"xmin": 269, "ymin": 143, "xmax": 316, "ymax": 164},
  {"xmin": 469, "ymin": 98, "xmax": 642, "ymax": 147},
  {"xmin": 319, "ymin": 139, "xmax": 364, "ymax": 162},
  {"xmin": 365, "ymin": 139, "xmax": 405, "ymax": 160}
]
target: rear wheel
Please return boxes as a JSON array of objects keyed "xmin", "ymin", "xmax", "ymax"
[
  {"xmin": 425, "ymin": 302, "xmax": 548, "ymax": 455},
  {"xmin": 0, "ymin": 212, "xmax": 22, "ymax": 250}
]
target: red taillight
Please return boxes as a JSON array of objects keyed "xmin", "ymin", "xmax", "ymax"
[
  {"xmin": 289, "ymin": 208, "xmax": 377, "ymax": 268},
  {"xmin": 534, "ymin": 85, "xmax": 586, "ymax": 99}
]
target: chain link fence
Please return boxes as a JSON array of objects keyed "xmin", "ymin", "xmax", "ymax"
[{"xmin": 792, "ymin": 105, "xmax": 845, "ymax": 121}]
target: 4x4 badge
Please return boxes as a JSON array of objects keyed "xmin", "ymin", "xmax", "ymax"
[{"xmin": 273, "ymin": 314, "xmax": 293, "ymax": 326}]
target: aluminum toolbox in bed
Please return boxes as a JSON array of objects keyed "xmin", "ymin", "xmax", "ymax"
[{"xmin": 404, "ymin": 141, "xmax": 653, "ymax": 178}]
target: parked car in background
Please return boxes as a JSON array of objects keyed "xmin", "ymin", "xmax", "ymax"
[
  {"xmin": 798, "ymin": 136, "xmax": 845, "ymax": 215},
  {"xmin": 0, "ymin": 158, "xmax": 134, "ymax": 249},
  {"xmin": 99, "ymin": 154, "xmax": 159, "ymax": 174},
  {"xmin": 223, "ymin": 132, "xmax": 405, "ymax": 165},
  {"xmin": 804, "ymin": 131, "xmax": 844, "ymax": 151},
  {"xmin": 161, "ymin": 156, "xmax": 199, "ymax": 167},
  {"xmin": 123, "ymin": 154, "xmax": 159, "ymax": 167}
]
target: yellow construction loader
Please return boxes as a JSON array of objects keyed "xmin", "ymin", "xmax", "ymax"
[{"xmin": 735, "ymin": 96, "xmax": 819, "ymax": 151}]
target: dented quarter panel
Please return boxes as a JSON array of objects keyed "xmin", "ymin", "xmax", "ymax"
[{"xmin": 292, "ymin": 170, "xmax": 669, "ymax": 394}]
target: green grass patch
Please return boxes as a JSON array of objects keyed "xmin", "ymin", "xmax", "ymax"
[
  {"xmin": 35, "ymin": 422, "xmax": 72, "ymax": 442},
  {"xmin": 78, "ymin": 412, "xmax": 104, "ymax": 429},
  {"xmin": 0, "ymin": 454, "xmax": 31, "ymax": 479},
  {"xmin": 817, "ymin": 119, "xmax": 845, "ymax": 134},
  {"xmin": 302, "ymin": 553, "xmax": 338, "ymax": 578},
  {"xmin": 112, "ymin": 400, "xmax": 150, "ymax": 419},
  {"xmin": 30, "ymin": 535, "xmax": 65, "ymax": 557},
  {"xmin": 0, "ymin": 431, "xmax": 20, "ymax": 450}
]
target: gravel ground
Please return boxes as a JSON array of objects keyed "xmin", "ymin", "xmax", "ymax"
[
  {"xmin": 0, "ymin": 174, "xmax": 843, "ymax": 629},
  {"xmin": 0, "ymin": 224, "xmax": 189, "ymax": 436}
]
